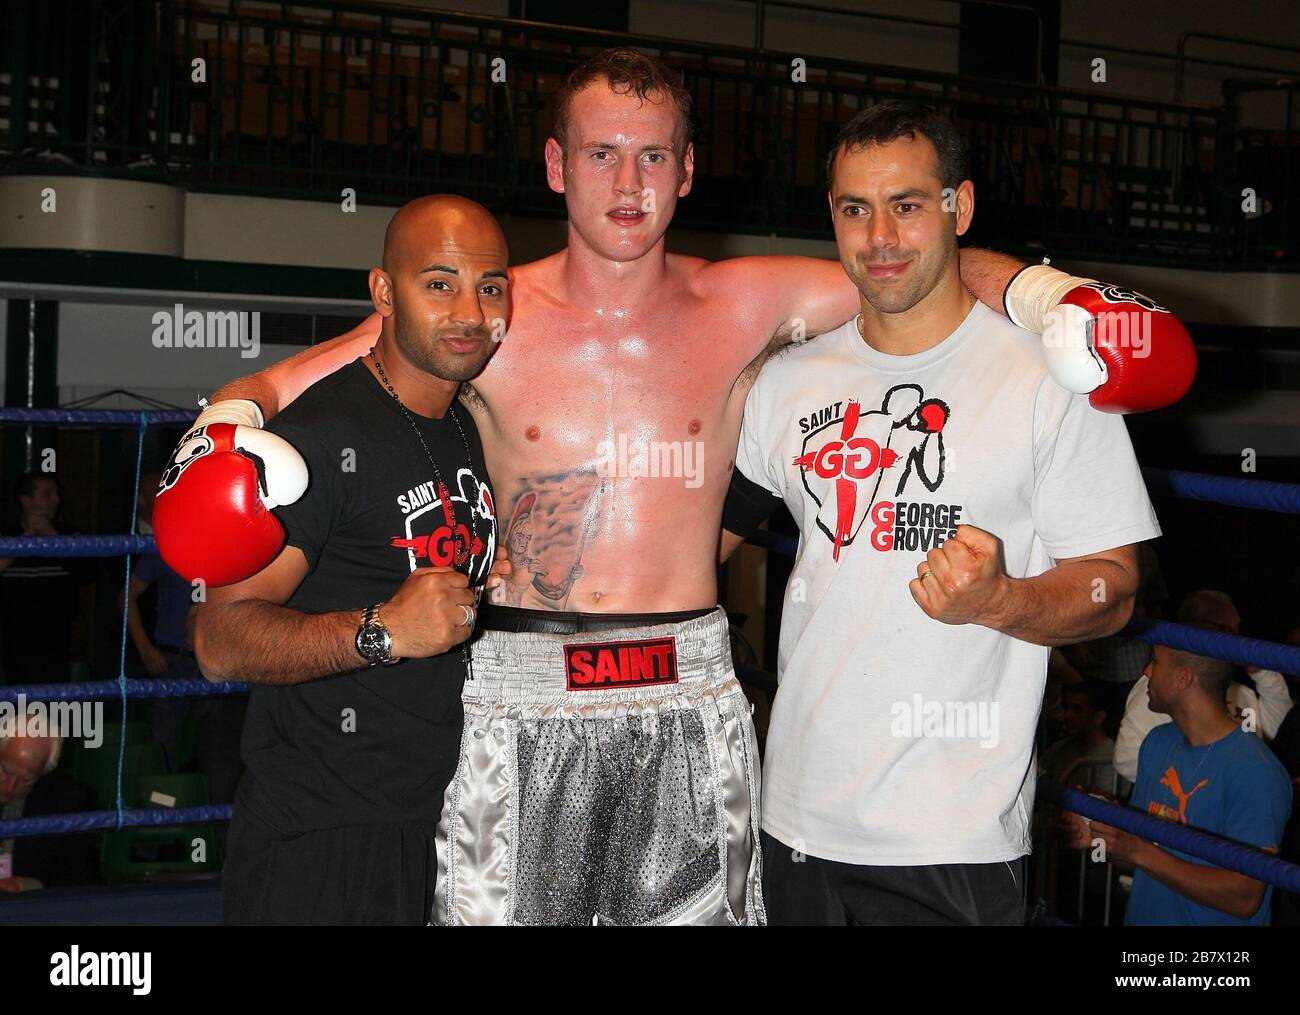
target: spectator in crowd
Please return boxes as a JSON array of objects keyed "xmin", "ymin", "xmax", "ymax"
[
  {"xmin": 0, "ymin": 718, "xmax": 98, "ymax": 892},
  {"xmin": 1041, "ymin": 677, "xmax": 1116, "ymax": 924},
  {"xmin": 0, "ymin": 473, "xmax": 88, "ymax": 683},
  {"xmin": 1066, "ymin": 543, "xmax": 1167, "ymax": 733},
  {"xmin": 1039, "ymin": 680, "xmax": 1116, "ymax": 793},
  {"xmin": 124, "ymin": 472, "xmax": 192, "ymax": 761},
  {"xmin": 122, "ymin": 474, "xmax": 245, "ymax": 812},
  {"xmin": 1064, "ymin": 631, "xmax": 1292, "ymax": 925},
  {"xmin": 1114, "ymin": 590, "xmax": 1293, "ymax": 781}
]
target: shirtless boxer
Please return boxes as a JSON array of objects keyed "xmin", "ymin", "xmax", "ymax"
[{"xmin": 157, "ymin": 50, "xmax": 1194, "ymax": 925}]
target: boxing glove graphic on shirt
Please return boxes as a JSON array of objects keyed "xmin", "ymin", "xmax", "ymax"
[{"xmin": 792, "ymin": 384, "xmax": 950, "ymax": 560}]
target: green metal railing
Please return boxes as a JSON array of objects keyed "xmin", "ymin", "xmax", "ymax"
[{"xmin": 0, "ymin": 0, "xmax": 1294, "ymax": 266}]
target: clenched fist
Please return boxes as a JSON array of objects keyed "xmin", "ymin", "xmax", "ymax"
[
  {"xmin": 908, "ymin": 523, "xmax": 1010, "ymax": 627},
  {"xmin": 383, "ymin": 549, "xmax": 511, "ymax": 659}
]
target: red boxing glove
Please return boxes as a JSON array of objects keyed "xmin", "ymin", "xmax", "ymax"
[
  {"xmin": 1005, "ymin": 265, "xmax": 1197, "ymax": 414},
  {"xmin": 917, "ymin": 400, "xmax": 948, "ymax": 433},
  {"xmin": 1057, "ymin": 283, "xmax": 1197, "ymax": 413},
  {"xmin": 154, "ymin": 419, "xmax": 308, "ymax": 587}
]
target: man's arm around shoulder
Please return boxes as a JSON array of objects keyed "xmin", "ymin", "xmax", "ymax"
[
  {"xmin": 212, "ymin": 313, "xmax": 382, "ymax": 422},
  {"xmin": 714, "ymin": 248, "xmax": 1027, "ymax": 353}
]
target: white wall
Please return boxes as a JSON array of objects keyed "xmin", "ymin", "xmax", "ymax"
[{"xmin": 54, "ymin": 303, "xmax": 317, "ymax": 410}]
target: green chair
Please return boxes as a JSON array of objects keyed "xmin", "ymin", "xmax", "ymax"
[
  {"xmin": 75, "ymin": 741, "xmax": 168, "ymax": 810},
  {"xmin": 69, "ymin": 719, "xmax": 151, "ymax": 783},
  {"xmin": 99, "ymin": 773, "xmax": 220, "ymax": 884},
  {"xmin": 168, "ymin": 711, "xmax": 199, "ymax": 773},
  {"xmin": 135, "ymin": 772, "xmax": 211, "ymax": 809}
]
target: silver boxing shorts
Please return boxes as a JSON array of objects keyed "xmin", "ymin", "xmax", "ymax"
[{"xmin": 433, "ymin": 606, "xmax": 765, "ymax": 925}]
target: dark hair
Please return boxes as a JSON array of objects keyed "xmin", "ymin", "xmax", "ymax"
[
  {"xmin": 1168, "ymin": 625, "xmax": 1238, "ymax": 699},
  {"xmin": 1187, "ymin": 654, "xmax": 1237, "ymax": 698},
  {"xmin": 553, "ymin": 48, "xmax": 694, "ymax": 151},
  {"xmin": 825, "ymin": 100, "xmax": 968, "ymax": 190},
  {"xmin": 1062, "ymin": 680, "xmax": 1108, "ymax": 715},
  {"xmin": 1177, "ymin": 589, "xmax": 1238, "ymax": 633},
  {"xmin": 16, "ymin": 470, "xmax": 58, "ymax": 501}
]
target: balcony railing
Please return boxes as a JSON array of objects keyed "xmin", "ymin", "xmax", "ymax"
[{"xmin": 0, "ymin": 0, "xmax": 1294, "ymax": 266}]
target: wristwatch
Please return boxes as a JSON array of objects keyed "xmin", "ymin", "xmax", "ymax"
[{"xmin": 355, "ymin": 603, "xmax": 400, "ymax": 667}]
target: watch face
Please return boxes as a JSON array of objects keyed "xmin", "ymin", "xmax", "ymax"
[{"xmin": 357, "ymin": 624, "xmax": 391, "ymax": 662}]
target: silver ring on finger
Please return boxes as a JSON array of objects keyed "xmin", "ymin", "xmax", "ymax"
[{"xmin": 458, "ymin": 604, "xmax": 475, "ymax": 628}]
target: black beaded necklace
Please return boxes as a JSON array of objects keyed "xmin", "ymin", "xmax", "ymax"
[{"xmin": 370, "ymin": 350, "xmax": 485, "ymax": 672}]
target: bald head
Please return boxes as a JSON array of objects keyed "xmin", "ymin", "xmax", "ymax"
[
  {"xmin": 382, "ymin": 194, "xmax": 507, "ymax": 274},
  {"xmin": 370, "ymin": 194, "xmax": 510, "ymax": 385},
  {"xmin": 0, "ymin": 728, "xmax": 59, "ymax": 804}
]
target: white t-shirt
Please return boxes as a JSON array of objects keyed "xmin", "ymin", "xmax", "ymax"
[{"xmin": 736, "ymin": 302, "xmax": 1161, "ymax": 865}]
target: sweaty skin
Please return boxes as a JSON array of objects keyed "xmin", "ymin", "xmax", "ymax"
[
  {"xmin": 364, "ymin": 194, "xmax": 509, "ymax": 414},
  {"xmin": 212, "ymin": 83, "xmax": 1025, "ymax": 614}
]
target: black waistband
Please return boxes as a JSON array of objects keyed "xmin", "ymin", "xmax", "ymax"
[{"xmin": 476, "ymin": 603, "xmax": 715, "ymax": 635}]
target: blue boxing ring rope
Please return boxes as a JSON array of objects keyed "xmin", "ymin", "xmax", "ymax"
[
  {"xmin": 1039, "ymin": 782, "xmax": 1300, "ymax": 895},
  {"xmin": 0, "ymin": 405, "xmax": 207, "ymax": 844},
  {"xmin": 0, "ymin": 805, "xmax": 234, "ymax": 839},
  {"xmin": 0, "ymin": 679, "xmax": 247, "ymax": 703},
  {"xmin": 2, "ymin": 404, "xmax": 1299, "ymax": 903},
  {"xmin": 117, "ymin": 411, "xmax": 147, "ymax": 832},
  {"xmin": 1142, "ymin": 467, "xmax": 1300, "ymax": 515}
]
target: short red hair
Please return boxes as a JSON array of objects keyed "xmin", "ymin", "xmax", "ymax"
[{"xmin": 553, "ymin": 48, "xmax": 694, "ymax": 152}]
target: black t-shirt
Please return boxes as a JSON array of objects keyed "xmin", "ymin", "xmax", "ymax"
[{"xmin": 238, "ymin": 359, "xmax": 498, "ymax": 835}]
